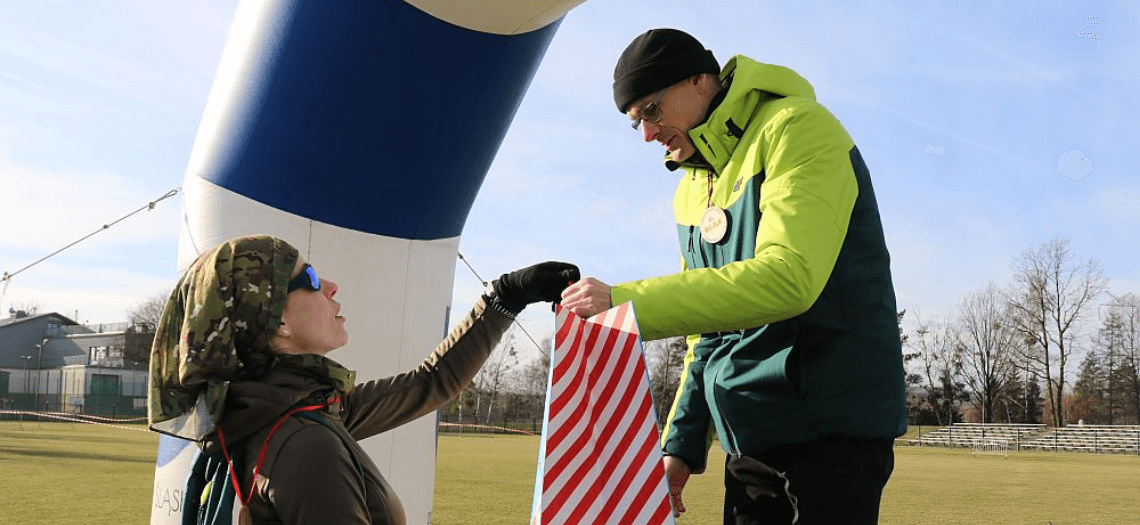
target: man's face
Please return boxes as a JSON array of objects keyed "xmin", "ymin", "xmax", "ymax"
[{"xmin": 627, "ymin": 76, "xmax": 710, "ymax": 163}]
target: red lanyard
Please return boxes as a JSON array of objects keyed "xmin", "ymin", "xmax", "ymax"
[{"xmin": 216, "ymin": 397, "xmax": 341, "ymax": 506}]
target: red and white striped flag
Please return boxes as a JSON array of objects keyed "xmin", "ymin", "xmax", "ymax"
[{"xmin": 530, "ymin": 302, "xmax": 675, "ymax": 525}]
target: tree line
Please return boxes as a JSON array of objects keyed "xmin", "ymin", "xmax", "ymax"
[{"xmin": 903, "ymin": 236, "xmax": 1139, "ymax": 427}]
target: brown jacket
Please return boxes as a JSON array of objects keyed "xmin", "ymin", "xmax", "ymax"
[{"xmin": 209, "ymin": 296, "xmax": 512, "ymax": 524}]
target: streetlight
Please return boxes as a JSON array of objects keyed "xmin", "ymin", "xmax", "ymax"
[
  {"xmin": 20, "ymin": 355, "xmax": 33, "ymax": 409},
  {"xmin": 34, "ymin": 338, "xmax": 46, "ymax": 411}
]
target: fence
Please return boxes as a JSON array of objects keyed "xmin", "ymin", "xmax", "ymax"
[
  {"xmin": 438, "ymin": 413, "xmax": 543, "ymax": 435},
  {"xmin": 0, "ymin": 409, "xmax": 148, "ymax": 432},
  {"xmin": 970, "ymin": 438, "xmax": 1009, "ymax": 458},
  {"xmin": 0, "ymin": 366, "xmax": 147, "ymax": 416},
  {"xmin": 438, "ymin": 422, "xmax": 538, "ymax": 436}
]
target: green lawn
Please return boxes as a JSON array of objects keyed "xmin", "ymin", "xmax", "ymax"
[
  {"xmin": 3, "ymin": 422, "xmax": 1139, "ymax": 524},
  {"xmin": 436, "ymin": 435, "xmax": 1140, "ymax": 525},
  {"xmin": 0, "ymin": 421, "xmax": 158, "ymax": 524},
  {"xmin": 433, "ymin": 433, "xmax": 729, "ymax": 524}
]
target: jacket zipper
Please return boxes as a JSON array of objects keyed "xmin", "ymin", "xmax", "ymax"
[
  {"xmin": 688, "ymin": 168, "xmax": 713, "ymax": 268},
  {"xmin": 689, "ymin": 226, "xmax": 711, "ymax": 268}
]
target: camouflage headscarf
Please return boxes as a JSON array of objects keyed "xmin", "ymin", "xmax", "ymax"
[{"xmin": 148, "ymin": 235, "xmax": 298, "ymax": 440}]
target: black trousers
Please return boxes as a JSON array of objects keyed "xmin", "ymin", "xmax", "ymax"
[{"xmin": 723, "ymin": 437, "xmax": 894, "ymax": 525}]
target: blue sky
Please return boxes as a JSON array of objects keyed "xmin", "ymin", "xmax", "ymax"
[{"xmin": 1, "ymin": 1, "xmax": 1137, "ymax": 352}]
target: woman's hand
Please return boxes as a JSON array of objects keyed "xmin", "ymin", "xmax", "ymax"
[{"xmin": 490, "ymin": 262, "xmax": 580, "ymax": 314}]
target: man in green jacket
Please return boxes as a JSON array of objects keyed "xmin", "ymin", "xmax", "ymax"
[{"xmin": 560, "ymin": 29, "xmax": 907, "ymax": 524}]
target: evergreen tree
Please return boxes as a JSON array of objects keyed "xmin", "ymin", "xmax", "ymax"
[
  {"xmin": 1109, "ymin": 358, "xmax": 1139, "ymax": 424},
  {"xmin": 1072, "ymin": 351, "xmax": 1105, "ymax": 423}
]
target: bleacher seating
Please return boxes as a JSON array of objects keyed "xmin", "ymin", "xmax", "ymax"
[
  {"xmin": 907, "ymin": 423, "xmax": 1044, "ymax": 449},
  {"xmin": 1021, "ymin": 425, "xmax": 1140, "ymax": 454},
  {"xmin": 905, "ymin": 423, "xmax": 1140, "ymax": 454}
]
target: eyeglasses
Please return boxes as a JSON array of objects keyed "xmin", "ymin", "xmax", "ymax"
[
  {"xmin": 287, "ymin": 263, "xmax": 321, "ymax": 293},
  {"xmin": 629, "ymin": 87, "xmax": 669, "ymax": 130}
]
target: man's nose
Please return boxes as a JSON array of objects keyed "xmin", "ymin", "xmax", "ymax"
[{"xmin": 641, "ymin": 120, "xmax": 659, "ymax": 142}]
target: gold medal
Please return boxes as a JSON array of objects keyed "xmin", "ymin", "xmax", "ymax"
[
  {"xmin": 238, "ymin": 504, "xmax": 253, "ymax": 525},
  {"xmin": 699, "ymin": 207, "xmax": 728, "ymax": 244}
]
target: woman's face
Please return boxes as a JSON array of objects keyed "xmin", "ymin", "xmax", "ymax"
[{"xmin": 276, "ymin": 258, "xmax": 348, "ymax": 355}]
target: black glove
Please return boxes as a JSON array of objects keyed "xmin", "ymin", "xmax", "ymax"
[{"xmin": 490, "ymin": 261, "xmax": 580, "ymax": 315}]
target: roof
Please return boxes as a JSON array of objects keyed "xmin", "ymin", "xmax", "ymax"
[
  {"xmin": 0, "ymin": 311, "xmax": 78, "ymax": 328},
  {"xmin": 0, "ymin": 312, "xmax": 83, "ymax": 368}
]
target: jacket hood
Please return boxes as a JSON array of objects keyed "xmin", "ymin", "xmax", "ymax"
[
  {"xmin": 723, "ymin": 55, "xmax": 815, "ymax": 100},
  {"xmin": 210, "ymin": 370, "xmax": 334, "ymax": 447}
]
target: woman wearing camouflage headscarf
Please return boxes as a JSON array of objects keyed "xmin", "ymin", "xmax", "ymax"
[{"xmin": 148, "ymin": 235, "xmax": 577, "ymax": 524}]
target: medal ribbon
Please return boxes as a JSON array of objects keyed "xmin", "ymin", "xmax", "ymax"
[{"xmin": 217, "ymin": 397, "xmax": 342, "ymax": 508}]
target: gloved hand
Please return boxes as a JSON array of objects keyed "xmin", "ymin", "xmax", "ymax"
[{"xmin": 490, "ymin": 261, "xmax": 580, "ymax": 315}]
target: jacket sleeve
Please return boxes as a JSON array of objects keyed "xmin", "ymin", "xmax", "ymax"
[
  {"xmin": 659, "ymin": 333, "xmax": 715, "ymax": 474},
  {"xmin": 612, "ymin": 102, "xmax": 859, "ymax": 341},
  {"xmin": 340, "ymin": 294, "xmax": 513, "ymax": 439}
]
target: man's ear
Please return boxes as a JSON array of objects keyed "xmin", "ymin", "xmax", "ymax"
[{"xmin": 696, "ymin": 73, "xmax": 720, "ymax": 96}]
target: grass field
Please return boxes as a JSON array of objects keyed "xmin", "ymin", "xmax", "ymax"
[
  {"xmin": 2, "ymin": 422, "xmax": 1138, "ymax": 524},
  {"xmin": 0, "ymin": 421, "xmax": 158, "ymax": 524}
]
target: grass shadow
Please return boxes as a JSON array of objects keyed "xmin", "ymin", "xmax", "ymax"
[{"xmin": 0, "ymin": 445, "xmax": 155, "ymax": 464}]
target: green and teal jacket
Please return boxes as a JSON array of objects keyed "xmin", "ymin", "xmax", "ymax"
[{"xmin": 611, "ymin": 56, "xmax": 907, "ymax": 472}]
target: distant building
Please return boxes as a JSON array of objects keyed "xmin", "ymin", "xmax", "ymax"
[{"xmin": 0, "ymin": 309, "xmax": 152, "ymax": 416}]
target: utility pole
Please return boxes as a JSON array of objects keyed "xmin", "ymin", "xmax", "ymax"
[
  {"xmin": 1024, "ymin": 334, "xmax": 1035, "ymax": 423},
  {"xmin": 20, "ymin": 355, "xmax": 32, "ymax": 410},
  {"xmin": 34, "ymin": 338, "xmax": 47, "ymax": 411}
]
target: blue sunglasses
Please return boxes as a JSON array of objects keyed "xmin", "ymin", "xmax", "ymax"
[{"xmin": 287, "ymin": 263, "xmax": 321, "ymax": 293}]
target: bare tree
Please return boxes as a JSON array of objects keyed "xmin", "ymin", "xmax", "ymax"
[
  {"xmin": 1103, "ymin": 293, "xmax": 1140, "ymax": 423},
  {"xmin": 128, "ymin": 290, "xmax": 171, "ymax": 331},
  {"xmin": 123, "ymin": 289, "xmax": 169, "ymax": 365},
  {"xmin": 908, "ymin": 314, "xmax": 968, "ymax": 425},
  {"xmin": 1007, "ymin": 237, "xmax": 1107, "ymax": 427},
  {"xmin": 519, "ymin": 351, "xmax": 551, "ymax": 427},
  {"xmin": 957, "ymin": 283, "xmax": 1019, "ymax": 423},
  {"xmin": 899, "ymin": 310, "xmax": 922, "ymax": 388},
  {"xmin": 645, "ymin": 337, "xmax": 687, "ymax": 425},
  {"xmin": 521, "ymin": 346, "xmax": 552, "ymax": 399},
  {"xmin": 469, "ymin": 325, "xmax": 523, "ymax": 424},
  {"xmin": 1005, "ymin": 333, "xmax": 1045, "ymax": 424}
]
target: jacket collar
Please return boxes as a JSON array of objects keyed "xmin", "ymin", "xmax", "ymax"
[
  {"xmin": 680, "ymin": 56, "xmax": 815, "ymax": 175},
  {"xmin": 664, "ymin": 87, "xmax": 728, "ymax": 173},
  {"xmin": 206, "ymin": 355, "xmax": 355, "ymax": 446}
]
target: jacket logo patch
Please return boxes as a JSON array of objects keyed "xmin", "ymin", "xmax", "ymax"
[{"xmin": 733, "ymin": 179, "xmax": 742, "ymax": 193}]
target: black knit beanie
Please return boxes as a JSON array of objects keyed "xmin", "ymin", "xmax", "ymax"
[{"xmin": 612, "ymin": 29, "xmax": 720, "ymax": 114}]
